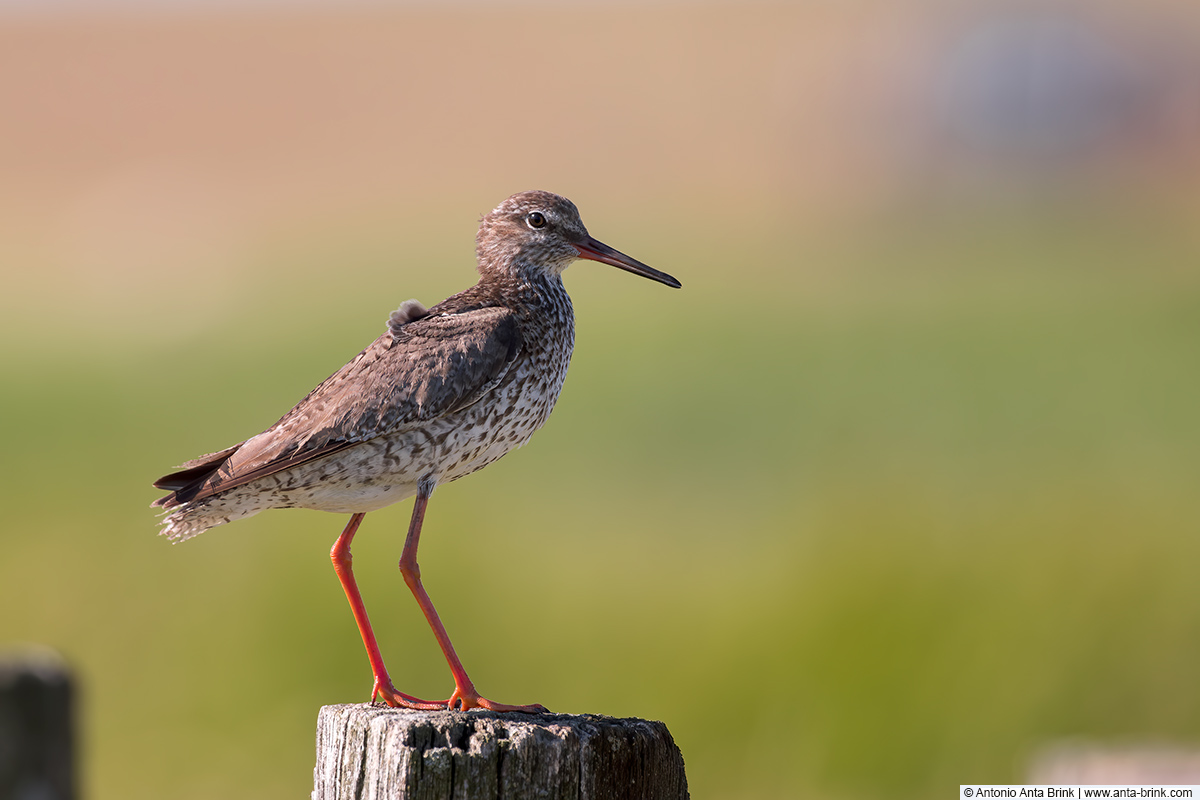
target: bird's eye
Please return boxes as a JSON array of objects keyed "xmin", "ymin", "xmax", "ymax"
[{"xmin": 526, "ymin": 211, "xmax": 546, "ymax": 229}]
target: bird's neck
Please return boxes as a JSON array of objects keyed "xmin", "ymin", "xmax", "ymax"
[{"xmin": 478, "ymin": 267, "xmax": 570, "ymax": 314}]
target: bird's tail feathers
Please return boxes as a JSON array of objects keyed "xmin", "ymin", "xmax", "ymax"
[{"xmin": 152, "ymin": 443, "xmax": 243, "ymax": 508}]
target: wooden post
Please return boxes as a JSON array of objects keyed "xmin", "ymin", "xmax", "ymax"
[
  {"xmin": 313, "ymin": 703, "xmax": 689, "ymax": 800},
  {"xmin": 0, "ymin": 646, "xmax": 75, "ymax": 800}
]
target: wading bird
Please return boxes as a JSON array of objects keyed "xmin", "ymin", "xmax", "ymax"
[{"xmin": 152, "ymin": 191, "xmax": 681, "ymax": 712}]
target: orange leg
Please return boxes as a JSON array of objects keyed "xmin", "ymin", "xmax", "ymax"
[
  {"xmin": 399, "ymin": 482, "xmax": 547, "ymax": 713},
  {"xmin": 330, "ymin": 512, "xmax": 443, "ymax": 710}
]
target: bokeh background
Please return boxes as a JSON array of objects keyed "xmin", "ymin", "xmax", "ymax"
[{"xmin": 3, "ymin": 1, "xmax": 1200, "ymax": 798}]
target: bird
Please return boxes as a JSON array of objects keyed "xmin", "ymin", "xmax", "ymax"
[{"xmin": 151, "ymin": 190, "xmax": 681, "ymax": 713}]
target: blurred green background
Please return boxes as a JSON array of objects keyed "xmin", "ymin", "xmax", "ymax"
[{"xmin": 2, "ymin": 1, "xmax": 1200, "ymax": 798}]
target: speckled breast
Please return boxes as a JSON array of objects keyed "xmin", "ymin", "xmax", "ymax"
[{"xmin": 435, "ymin": 296, "xmax": 575, "ymax": 485}]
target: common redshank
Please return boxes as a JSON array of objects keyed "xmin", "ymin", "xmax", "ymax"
[{"xmin": 152, "ymin": 191, "xmax": 680, "ymax": 713}]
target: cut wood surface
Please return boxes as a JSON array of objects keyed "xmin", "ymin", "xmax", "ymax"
[{"xmin": 313, "ymin": 703, "xmax": 689, "ymax": 800}]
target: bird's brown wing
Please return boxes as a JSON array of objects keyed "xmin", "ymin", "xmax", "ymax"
[{"xmin": 153, "ymin": 306, "xmax": 522, "ymax": 508}]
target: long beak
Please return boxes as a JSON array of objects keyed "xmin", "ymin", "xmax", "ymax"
[{"xmin": 574, "ymin": 236, "xmax": 682, "ymax": 289}]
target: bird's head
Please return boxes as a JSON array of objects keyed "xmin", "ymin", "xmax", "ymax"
[{"xmin": 475, "ymin": 190, "xmax": 681, "ymax": 288}]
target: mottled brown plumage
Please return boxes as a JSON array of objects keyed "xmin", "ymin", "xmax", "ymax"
[{"xmin": 151, "ymin": 190, "xmax": 680, "ymax": 713}]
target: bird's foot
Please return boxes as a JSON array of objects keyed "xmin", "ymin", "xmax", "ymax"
[
  {"xmin": 446, "ymin": 685, "xmax": 547, "ymax": 713},
  {"xmin": 371, "ymin": 678, "xmax": 446, "ymax": 711}
]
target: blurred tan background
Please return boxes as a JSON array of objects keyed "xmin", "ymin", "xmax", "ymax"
[{"xmin": 2, "ymin": 1, "xmax": 1200, "ymax": 798}]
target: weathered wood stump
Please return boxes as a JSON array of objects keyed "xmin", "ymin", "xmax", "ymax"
[
  {"xmin": 313, "ymin": 703, "xmax": 689, "ymax": 800},
  {"xmin": 0, "ymin": 646, "xmax": 74, "ymax": 800}
]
